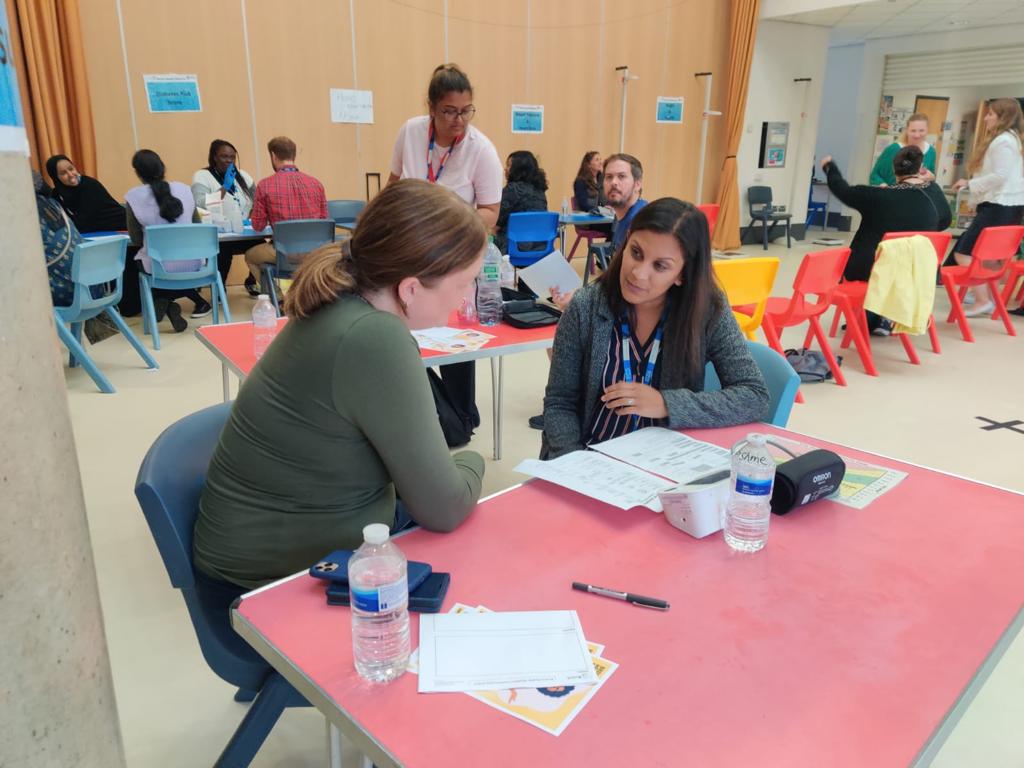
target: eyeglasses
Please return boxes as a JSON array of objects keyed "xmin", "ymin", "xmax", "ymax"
[{"xmin": 439, "ymin": 106, "xmax": 476, "ymax": 121}]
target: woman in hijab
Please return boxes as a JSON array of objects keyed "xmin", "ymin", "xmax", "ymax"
[{"xmin": 45, "ymin": 155, "xmax": 127, "ymax": 234}]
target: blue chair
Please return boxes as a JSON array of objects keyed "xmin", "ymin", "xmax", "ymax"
[
  {"xmin": 139, "ymin": 224, "xmax": 230, "ymax": 350},
  {"xmin": 704, "ymin": 341, "xmax": 801, "ymax": 427},
  {"xmin": 261, "ymin": 219, "xmax": 336, "ymax": 314},
  {"xmin": 53, "ymin": 236, "xmax": 158, "ymax": 394},
  {"xmin": 805, "ymin": 179, "xmax": 828, "ymax": 230},
  {"xmin": 327, "ymin": 199, "xmax": 365, "ymax": 232},
  {"xmin": 507, "ymin": 211, "xmax": 559, "ymax": 268},
  {"xmin": 134, "ymin": 402, "xmax": 309, "ymax": 768}
]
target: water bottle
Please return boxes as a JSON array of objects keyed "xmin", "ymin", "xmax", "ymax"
[
  {"xmin": 476, "ymin": 237, "xmax": 503, "ymax": 326},
  {"xmin": 458, "ymin": 285, "xmax": 477, "ymax": 325},
  {"xmin": 723, "ymin": 433, "xmax": 776, "ymax": 553},
  {"xmin": 500, "ymin": 255, "xmax": 515, "ymax": 289},
  {"xmin": 252, "ymin": 294, "xmax": 278, "ymax": 359},
  {"xmin": 349, "ymin": 523, "xmax": 411, "ymax": 683},
  {"xmin": 222, "ymin": 195, "xmax": 244, "ymax": 234},
  {"xmin": 561, "ymin": 197, "xmax": 570, "ymax": 217}
]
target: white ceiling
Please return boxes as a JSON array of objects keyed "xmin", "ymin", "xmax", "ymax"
[{"xmin": 772, "ymin": 0, "xmax": 1024, "ymax": 45}]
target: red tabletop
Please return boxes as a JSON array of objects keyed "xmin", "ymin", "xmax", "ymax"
[
  {"xmin": 233, "ymin": 424, "xmax": 1024, "ymax": 768},
  {"xmin": 195, "ymin": 311, "xmax": 556, "ymax": 378}
]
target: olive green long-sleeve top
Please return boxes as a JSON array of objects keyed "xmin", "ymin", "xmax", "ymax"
[{"xmin": 193, "ymin": 294, "xmax": 485, "ymax": 587}]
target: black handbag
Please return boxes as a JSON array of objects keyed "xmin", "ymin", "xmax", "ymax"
[{"xmin": 502, "ymin": 299, "xmax": 562, "ymax": 329}]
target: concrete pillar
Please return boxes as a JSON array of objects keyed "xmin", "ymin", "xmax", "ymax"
[{"xmin": 0, "ymin": 152, "xmax": 126, "ymax": 763}]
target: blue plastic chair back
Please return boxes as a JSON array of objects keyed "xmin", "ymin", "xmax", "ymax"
[
  {"xmin": 56, "ymin": 236, "xmax": 128, "ymax": 323},
  {"xmin": 272, "ymin": 219, "xmax": 336, "ymax": 277},
  {"xmin": 145, "ymin": 223, "xmax": 219, "ymax": 284},
  {"xmin": 507, "ymin": 211, "xmax": 559, "ymax": 267},
  {"xmin": 327, "ymin": 199, "xmax": 365, "ymax": 229},
  {"xmin": 704, "ymin": 341, "xmax": 801, "ymax": 427}
]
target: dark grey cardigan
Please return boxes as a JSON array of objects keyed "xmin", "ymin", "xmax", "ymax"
[{"xmin": 541, "ymin": 283, "xmax": 770, "ymax": 459}]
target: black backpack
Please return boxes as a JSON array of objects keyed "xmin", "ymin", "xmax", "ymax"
[{"xmin": 426, "ymin": 369, "xmax": 475, "ymax": 448}]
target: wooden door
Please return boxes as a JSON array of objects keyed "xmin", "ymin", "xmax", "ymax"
[{"xmin": 914, "ymin": 95, "xmax": 950, "ymax": 162}]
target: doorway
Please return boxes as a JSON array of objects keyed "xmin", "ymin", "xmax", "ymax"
[{"xmin": 914, "ymin": 95, "xmax": 949, "ymax": 162}]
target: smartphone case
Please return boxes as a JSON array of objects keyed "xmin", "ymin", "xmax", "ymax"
[
  {"xmin": 310, "ymin": 550, "xmax": 431, "ymax": 591},
  {"xmin": 327, "ymin": 571, "xmax": 450, "ymax": 613}
]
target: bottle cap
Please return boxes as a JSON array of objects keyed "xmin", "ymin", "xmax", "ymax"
[
  {"xmin": 258, "ymin": 294, "xmax": 269, "ymax": 301},
  {"xmin": 363, "ymin": 523, "xmax": 390, "ymax": 545}
]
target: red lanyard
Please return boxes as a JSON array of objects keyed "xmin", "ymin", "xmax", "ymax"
[{"xmin": 426, "ymin": 122, "xmax": 461, "ymax": 183}]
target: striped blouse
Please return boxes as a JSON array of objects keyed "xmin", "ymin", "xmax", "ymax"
[{"xmin": 585, "ymin": 320, "xmax": 666, "ymax": 446}]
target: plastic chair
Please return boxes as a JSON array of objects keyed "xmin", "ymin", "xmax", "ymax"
[
  {"xmin": 139, "ymin": 224, "xmax": 230, "ymax": 350},
  {"xmin": 262, "ymin": 219, "xmax": 336, "ymax": 313},
  {"xmin": 327, "ymin": 199, "xmax": 365, "ymax": 232},
  {"xmin": 940, "ymin": 224, "xmax": 1023, "ymax": 342},
  {"xmin": 761, "ymin": 248, "xmax": 850, "ymax": 394},
  {"xmin": 583, "ymin": 242, "xmax": 614, "ymax": 285},
  {"xmin": 1000, "ymin": 258, "xmax": 1024, "ymax": 309},
  {"xmin": 507, "ymin": 211, "xmax": 559, "ymax": 268},
  {"xmin": 704, "ymin": 341, "xmax": 801, "ymax": 427},
  {"xmin": 805, "ymin": 180, "xmax": 828, "ymax": 230},
  {"xmin": 53, "ymin": 236, "xmax": 158, "ymax": 393},
  {"xmin": 743, "ymin": 186, "xmax": 791, "ymax": 250},
  {"xmin": 134, "ymin": 402, "xmax": 310, "ymax": 768},
  {"xmin": 566, "ymin": 196, "xmax": 609, "ymax": 261},
  {"xmin": 697, "ymin": 203, "xmax": 720, "ymax": 239},
  {"xmin": 712, "ymin": 257, "xmax": 780, "ymax": 341}
]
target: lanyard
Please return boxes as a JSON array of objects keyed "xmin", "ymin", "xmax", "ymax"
[
  {"xmin": 620, "ymin": 308, "xmax": 668, "ymax": 387},
  {"xmin": 426, "ymin": 122, "xmax": 461, "ymax": 183}
]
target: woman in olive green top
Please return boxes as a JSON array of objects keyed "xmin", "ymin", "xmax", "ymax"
[{"xmin": 194, "ymin": 179, "xmax": 488, "ymax": 588}]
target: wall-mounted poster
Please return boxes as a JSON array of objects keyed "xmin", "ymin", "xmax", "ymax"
[
  {"xmin": 511, "ymin": 105, "xmax": 544, "ymax": 134},
  {"xmin": 656, "ymin": 97, "xmax": 684, "ymax": 124},
  {"xmin": 144, "ymin": 74, "xmax": 202, "ymax": 113},
  {"xmin": 330, "ymin": 89, "xmax": 374, "ymax": 124},
  {"xmin": 758, "ymin": 121, "xmax": 789, "ymax": 168}
]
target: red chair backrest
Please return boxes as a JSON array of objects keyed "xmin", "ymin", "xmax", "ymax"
[
  {"xmin": 773, "ymin": 248, "xmax": 850, "ymax": 323},
  {"xmin": 697, "ymin": 204, "xmax": 720, "ymax": 237},
  {"xmin": 882, "ymin": 231, "xmax": 952, "ymax": 264},
  {"xmin": 967, "ymin": 225, "xmax": 1024, "ymax": 280}
]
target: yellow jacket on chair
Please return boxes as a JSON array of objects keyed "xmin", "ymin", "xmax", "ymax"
[{"xmin": 864, "ymin": 235, "xmax": 936, "ymax": 335}]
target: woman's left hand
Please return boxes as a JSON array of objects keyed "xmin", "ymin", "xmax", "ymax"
[{"xmin": 601, "ymin": 382, "xmax": 668, "ymax": 419}]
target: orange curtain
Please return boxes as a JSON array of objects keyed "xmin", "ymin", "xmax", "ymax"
[
  {"xmin": 8, "ymin": 0, "xmax": 95, "ymax": 175},
  {"xmin": 712, "ymin": 0, "xmax": 761, "ymax": 252}
]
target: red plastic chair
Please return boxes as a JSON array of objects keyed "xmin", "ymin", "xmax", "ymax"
[
  {"xmin": 761, "ymin": 248, "xmax": 851, "ymax": 395},
  {"xmin": 698, "ymin": 203, "xmax": 720, "ymax": 239},
  {"xmin": 1001, "ymin": 259, "xmax": 1024, "ymax": 309},
  {"xmin": 567, "ymin": 196, "xmax": 609, "ymax": 261},
  {"xmin": 940, "ymin": 225, "xmax": 1024, "ymax": 342}
]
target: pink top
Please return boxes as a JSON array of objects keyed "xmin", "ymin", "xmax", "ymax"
[
  {"xmin": 234, "ymin": 423, "xmax": 1024, "ymax": 767},
  {"xmin": 390, "ymin": 116, "xmax": 503, "ymax": 206}
]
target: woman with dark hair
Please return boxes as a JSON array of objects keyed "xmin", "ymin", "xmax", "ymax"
[
  {"xmin": 194, "ymin": 179, "xmax": 487, "ymax": 589},
  {"xmin": 541, "ymin": 198, "xmax": 769, "ymax": 459},
  {"xmin": 126, "ymin": 149, "xmax": 206, "ymax": 331},
  {"xmin": 45, "ymin": 154, "xmax": 126, "ymax": 233},
  {"xmin": 573, "ymin": 150, "xmax": 606, "ymax": 211},
  {"xmin": 494, "ymin": 150, "xmax": 549, "ymax": 253}
]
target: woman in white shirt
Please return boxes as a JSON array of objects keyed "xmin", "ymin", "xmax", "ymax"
[
  {"xmin": 951, "ymin": 98, "xmax": 1024, "ymax": 316},
  {"xmin": 388, "ymin": 64, "xmax": 504, "ymax": 434}
]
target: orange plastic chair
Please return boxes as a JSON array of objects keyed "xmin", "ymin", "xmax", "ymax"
[
  {"xmin": 761, "ymin": 248, "xmax": 851, "ymax": 392},
  {"xmin": 698, "ymin": 204, "xmax": 720, "ymax": 239},
  {"xmin": 712, "ymin": 257, "xmax": 780, "ymax": 341},
  {"xmin": 940, "ymin": 225, "xmax": 1024, "ymax": 342}
]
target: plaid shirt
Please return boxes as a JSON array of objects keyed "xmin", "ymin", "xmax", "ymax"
[{"xmin": 250, "ymin": 165, "xmax": 328, "ymax": 231}]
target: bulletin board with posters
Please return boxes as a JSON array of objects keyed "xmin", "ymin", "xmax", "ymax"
[{"xmin": 873, "ymin": 95, "xmax": 912, "ymax": 163}]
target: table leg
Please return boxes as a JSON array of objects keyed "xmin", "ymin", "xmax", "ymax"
[
  {"xmin": 221, "ymin": 363, "xmax": 230, "ymax": 402},
  {"xmin": 326, "ymin": 721, "xmax": 342, "ymax": 768},
  {"xmin": 558, "ymin": 222, "xmax": 566, "ymax": 256},
  {"xmin": 490, "ymin": 356, "xmax": 503, "ymax": 461}
]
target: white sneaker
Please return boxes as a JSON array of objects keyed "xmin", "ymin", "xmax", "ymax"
[
  {"xmin": 962, "ymin": 292, "xmax": 976, "ymax": 305},
  {"xmin": 965, "ymin": 301, "xmax": 994, "ymax": 318}
]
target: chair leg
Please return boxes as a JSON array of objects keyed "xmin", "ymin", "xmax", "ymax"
[
  {"xmin": 989, "ymin": 279, "xmax": 1016, "ymax": 336},
  {"xmin": 835, "ymin": 298, "xmax": 876, "ymax": 376},
  {"xmin": 54, "ymin": 317, "xmax": 114, "ymax": 393},
  {"xmin": 214, "ymin": 672, "xmax": 298, "ymax": 768},
  {"xmin": 139, "ymin": 275, "xmax": 162, "ymax": 350},
  {"xmin": 762, "ymin": 317, "xmax": 804, "ymax": 405},
  {"xmin": 897, "ymin": 331, "xmax": 921, "ymax": 365},
  {"xmin": 808, "ymin": 316, "xmax": 847, "ymax": 386},
  {"xmin": 828, "ymin": 305, "xmax": 842, "ymax": 338},
  {"xmin": 785, "ymin": 221, "xmax": 791, "ymax": 248},
  {"xmin": 762, "ymin": 219, "xmax": 769, "ymax": 250},
  {"xmin": 568, "ymin": 234, "xmax": 583, "ymax": 261},
  {"xmin": 216, "ymin": 273, "xmax": 232, "ymax": 323},
  {"xmin": 927, "ymin": 315, "xmax": 941, "ymax": 354},
  {"xmin": 941, "ymin": 274, "xmax": 973, "ymax": 342},
  {"xmin": 104, "ymin": 308, "xmax": 158, "ymax": 369},
  {"xmin": 69, "ymin": 322, "xmax": 84, "ymax": 368}
]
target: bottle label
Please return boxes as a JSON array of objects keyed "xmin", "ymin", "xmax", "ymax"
[
  {"xmin": 482, "ymin": 264, "xmax": 501, "ymax": 282},
  {"xmin": 735, "ymin": 475, "xmax": 773, "ymax": 496},
  {"xmin": 351, "ymin": 576, "xmax": 408, "ymax": 613}
]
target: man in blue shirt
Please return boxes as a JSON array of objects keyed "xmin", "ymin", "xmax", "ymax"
[{"xmin": 604, "ymin": 153, "xmax": 647, "ymax": 252}]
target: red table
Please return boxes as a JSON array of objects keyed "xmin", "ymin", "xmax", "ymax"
[
  {"xmin": 195, "ymin": 313, "xmax": 556, "ymax": 459},
  {"xmin": 231, "ymin": 423, "xmax": 1024, "ymax": 767}
]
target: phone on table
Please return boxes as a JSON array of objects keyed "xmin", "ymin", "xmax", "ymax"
[
  {"xmin": 310, "ymin": 550, "xmax": 432, "ymax": 591},
  {"xmin": 327, "ymin": 572, "xmax": 451, "ymax": 613}
]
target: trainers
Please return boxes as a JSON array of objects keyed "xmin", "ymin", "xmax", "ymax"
[
  {"xmin": 528, "ymin": 414, "xmax": 544, "ymax": 430},
  {"xmin": 962, "ymin": 292, "xmax": 976, "ymax": 305},
  {"xmin": 1009, "ymin": 305, "xmax": 1024, "ymax": 317},
  {"xmin": 870, "ymin": 319, "xmax": 892, "ymax": 337},
  {"xmin": 191, "ymin": 299, "xmax": 213, "ymax": 319},
  {"xmin": 165, "ymin": 301, "xmax": 188, "ymax": 333},
  {"xmin": 244, "ymin": 275, "xmax": 261, "ymax": 298},
  {"xmin": 965, "ymin": 301, "xmax": 994, "ymax": 318}
]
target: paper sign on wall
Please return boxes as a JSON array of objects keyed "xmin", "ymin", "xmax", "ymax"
[
  {"xmin": 330, "ymin": 89, "xmax": 374, "ymax": 124},
  {"xmin": 656, "ymin": 97, "xmax": 684, "ymax": 124},
  {"xmin": 144, "ymin": 74, "xmax": 202, "ymax": 113},
  {"xmin": 511, "ymin": 104, "xmax": 544, "ymax": 134},
  {"xmin": 0, "ymin": 1, "xmax": 29, "ymax": 154}
]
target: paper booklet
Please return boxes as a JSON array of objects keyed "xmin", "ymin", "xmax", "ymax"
[{"xmin": 515, "ymin": 427, "xmax": 731, "ymax": 512}]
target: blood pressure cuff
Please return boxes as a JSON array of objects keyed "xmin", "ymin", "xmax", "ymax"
[
  {"xmin": 502, "ymin": 299, "xmax": 561, "ymax": 329},
  {"xmin": 770, "ymin": 449, "xmax": 846, "ymax": 515}
]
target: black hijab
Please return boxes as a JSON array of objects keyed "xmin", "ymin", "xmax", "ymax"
[{"xmin": 45, "ymin": 154, "xmax": 127, "ymax": 233}]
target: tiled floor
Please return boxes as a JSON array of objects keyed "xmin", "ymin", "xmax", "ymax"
[{"xmin": 65, "ymin": 234, "xmax": 1024, "ymax": 766}]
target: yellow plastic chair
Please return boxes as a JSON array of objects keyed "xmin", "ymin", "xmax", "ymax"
[{"xmin": 712, "ymin": 257, "xmax": 780, "ymax": 340}]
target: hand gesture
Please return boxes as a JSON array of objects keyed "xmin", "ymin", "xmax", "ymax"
[
  {"xmin": 952, "ymin": 179, "xmax": 969, "ymax": 192},
  {"xmin": 820, "ymin": 155, "xmax": 833, "ymax": 170},
  {"xmin": 549, "ymin": 286, "xmax": 575, "ymax": 311},
  {"xmin": 601, "ymin": 382, "xmax": 668, "ymax": 419}
]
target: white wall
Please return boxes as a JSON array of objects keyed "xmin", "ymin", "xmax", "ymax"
[
  {"xmin": 814, "ymin": 44, "xmax": 865, "ymax": 182},
  {"xmin": 738, "ymin": 20, "xmax": 831, "ymax": 230}
]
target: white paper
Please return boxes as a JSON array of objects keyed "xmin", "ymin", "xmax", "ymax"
[
  {"xmin": 412, "ymin": 326, "xmax": 494, "ymax": 353},
  {"xmin": 417, "ymin": 611, "xmax": 597, "ymax": 693},
  {"xmin": 330, "ymin": 88, "xmax": 374, "ymax": 124},
  {"xmin": 516, "ymin": 251, "xmax": 582, "ymax": 298},
  {"xmin": 515, "ymin": 451, "xmax": 675, "ymax": 511},
  {"xmin": 589, "ymin": 427, "xmax": 730, "ymax": 486}
]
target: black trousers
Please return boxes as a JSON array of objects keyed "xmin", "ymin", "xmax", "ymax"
[{"xmin": 440, "ymin": 362, "xmax": 480, "ymax": 428}]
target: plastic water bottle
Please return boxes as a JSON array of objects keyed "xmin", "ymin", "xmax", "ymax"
[
  {"xmin": 561, "ymin": 197, "xmax": 570, "ymax": 217},
  {"xmin": 723, "ymin": 433, "xmax": 776, "ymax": 553},
  {"xmin": 222, "ymin": 195, "xmax": 244, "ymax": 234},
  {"xmin": 476, "ymin": 237, "xmax": 503, "ymax": 326},
  {"xmin": 500, "ymin": 255, "xmax": 515, "ymax": 289},
  {"xmin": 252, "ymin": 294, "xmax": 278, "ymax": 359},
  {"xmin": 349, "ymin": 523, "xmax": 410, "ymax": 683},
  {"xmin": 458, "ymin": 285, "xmax": 477, "ymax": 325}
]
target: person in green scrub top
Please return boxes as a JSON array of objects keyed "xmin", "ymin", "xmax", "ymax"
[
  {"xmin": 194, "ymin": 179, "xmax": 489, "ymax": 589},
  {"xmin": 869, "ymin": 113, "xmax": 937, "ymax": 186}
]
